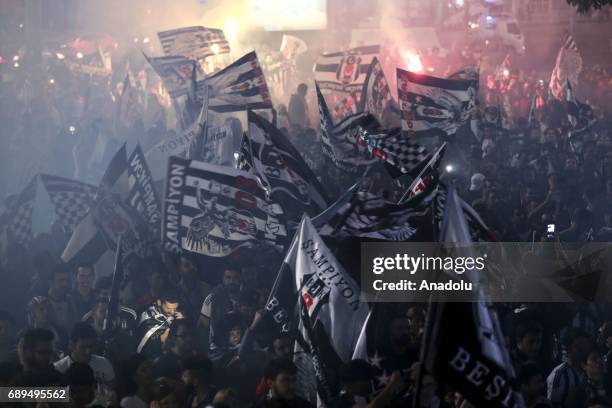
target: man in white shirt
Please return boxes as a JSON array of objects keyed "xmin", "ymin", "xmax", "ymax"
[{"xmin": 55, "ymin": 322, "xmax": 115, "ymax": 405}]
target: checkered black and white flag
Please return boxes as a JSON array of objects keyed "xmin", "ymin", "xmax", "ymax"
[
  {"xmin": 360, "ymin": 127, "xmax": 429, "ymax": 178},
  {"xmin": 40, "ymin": 174, "xmax": 97, "ymax": 233},
  {"xmin": 1, "ymin": 176, "xmax": 38, "ymax": 246}
]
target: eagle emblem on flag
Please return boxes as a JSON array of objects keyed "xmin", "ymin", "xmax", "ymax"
[
  {"xmin": 186, "ymin": 190, "xmax": 257, "ymax": 251},
  {"xmin": 336, "ymin": 54, "xmax": 363, "ymax": 86}
]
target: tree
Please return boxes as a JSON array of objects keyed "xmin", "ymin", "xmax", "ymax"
[{"xmin": 566, "ymin": 0, "xmax": 612, "ymax": 13}]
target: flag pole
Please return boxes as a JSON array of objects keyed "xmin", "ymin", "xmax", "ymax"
[
  {"xmin": 413, "ymin": 291, "xmax": 440, "ymax": 408},
  {"xmin": 103, "ymin": 234, "xmax": 124, "ymax": 358}
]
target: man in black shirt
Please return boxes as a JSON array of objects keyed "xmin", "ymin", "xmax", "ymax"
[
  {"xmin": 72, "ymin": 265, "xmax": 97, "ymax": 320},
  {"xmin": 17, "ymin": 328, "xmax": 65, "ymax": 386},
  {"xmin": 137, "ymin": 287, "xmax": 184, "ymax": 358}
]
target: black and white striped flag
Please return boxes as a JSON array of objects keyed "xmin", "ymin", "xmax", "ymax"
[
  {"xmin": 162, "ymin": 157, "xmax": 287, "ymax": 257},
  {"xmin": 314, "ymin": 45, "xmax": 380, "ymax": 94},
  {"xmin": 397, "ymin": 68, "xmax": 478, "ymax": 138},
  {"xmin": 158, "ymin": 26, "xmax": 230, "ymax": 61},
  {"xmin": 549, "ymin": 33, "xmax": 582, "ymax": 101},
  {"xmin": 195, "ymin": 51, "xmax": 272, "ymax": 113},
  {"xmin": 40, "ymin": 174, "xmax": 97, "ymax": 233}
]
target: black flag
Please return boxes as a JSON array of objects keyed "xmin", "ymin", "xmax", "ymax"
[
  {"xmin": 422, "ymin": 185, "xmax": 520, "ymax": 407},
  {"xmin": 247, "ymin": 110, "xmax": 329, "ymax": 213}
]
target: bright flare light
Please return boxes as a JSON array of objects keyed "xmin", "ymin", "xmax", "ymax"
[
  {"xmin": 12, "ymin": 55, "xmax": 19, "ymax": 62},
  {"xmin": 69, "ymin": 126, "xmax": 76, "ymax": 133},
  {"xmin": 404, "ymin": 51, "xmax": 423, "ymax": 73},
  {"xmin": 56, "ymin": 52, "xmax": 65, "ymax": 60},
  {"xmin": 143, "ymin": 37, "xmax": 150, "ymax": 44},
  {"xmin": 445, "ymin": 164, "xmax": 454, "ymax": 173},
  {"xmin": 13, "ymin": 62, "xmax": 19, "ymax": 68},
  {"xmin": 502, "ymin": 68, "xmax": 510, "ymax": 78},
  {"xmin": 76, "ymin": 52, "xmax": 84, "ymax": 59},
  {"xmin": 225, "ymin": 20, "xmax": 237, "ymax": 42},
  {"xmin": 211, "ymin": 43, "xmax": 221, "ymax": 55},
  {"xmin": 49, "ymin": 79, "xmax": 55, "ymax": 84}
]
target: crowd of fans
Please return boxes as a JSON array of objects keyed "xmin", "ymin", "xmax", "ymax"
[{"xmin": 0, "ymin": 29, "xmax": 612, "ymax": 408}]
